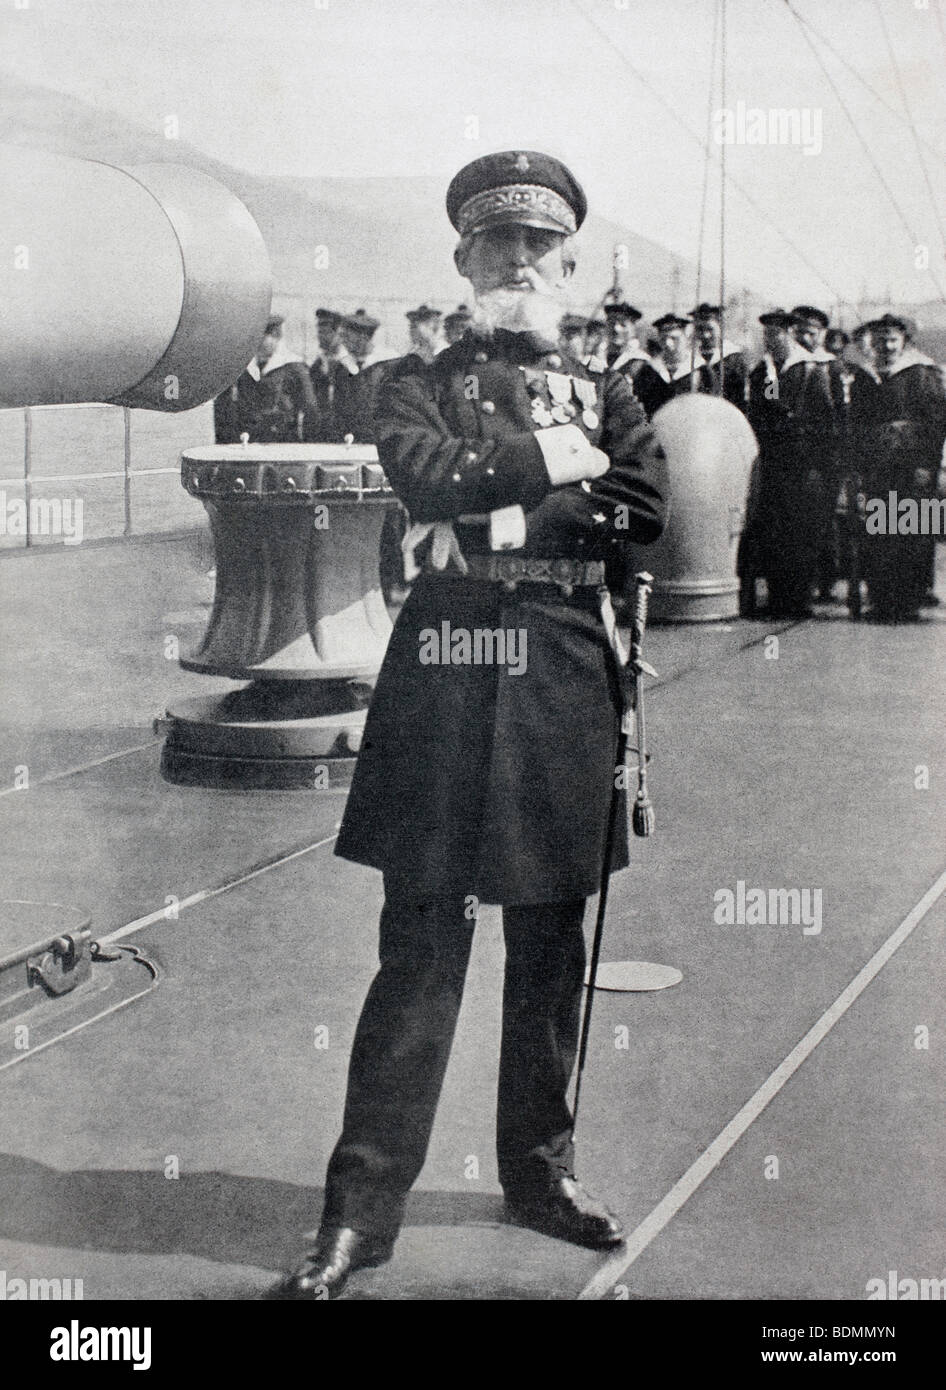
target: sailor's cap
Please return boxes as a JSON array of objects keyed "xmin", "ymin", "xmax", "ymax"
[
  {"xmin": 341, "ymin": 308, "xmax": 380, "ymax": 336},
  {"xmin": 603, "ymin": 301, "xmax": 642, "ymax": 322}
]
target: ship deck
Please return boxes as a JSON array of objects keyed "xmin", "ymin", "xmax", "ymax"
[{"xmin": 0, "ymin": 533, "xmax": 944, "ymax": 1302}]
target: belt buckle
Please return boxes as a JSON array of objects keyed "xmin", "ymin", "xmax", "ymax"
[
  {"xmin": 502, "ymin": 556, "xmax": 524, "ymax": 593},
  {"xmin": 552, "ymin": 557, "xmax": 575, "ymax": 597}
]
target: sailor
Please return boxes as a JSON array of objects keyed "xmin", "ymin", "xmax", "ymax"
[
  {"xmin": 598, "ymin": 302, "xmax": 654, "ymax": 402},
  {"xmin": 213, "ymin": 314, "xmax": 320, "ymax": 444},
  {"xmin": 382, "ymin": 306, "xmax": 448, "ymax": 599},
  {"xmin": 856, "ymin": 313, "xmax": 946, "ymax": 621},
  {"xmin": 791, "ymin": 305, "xmax": 874, "ymax": 601},
  {"xmin": 851, "ymin": 322, "xmax": 881, "ymax": 381},
  {"xmin": 405, "ymin": 303, "xmax": 446, "ymax": 362},
  {"xmin": 690, "ymin": 302, "xmax": 749, "ymax": 409},
  {"xmin": 334, "ymin": 309, "xmax": 396, "ymax": 441},
  {"xmin": 824, "ymin": 327, "xmax": 849, "ymax": 359},
  {"xmin": 623, "ymin": 312, "xmax": 693, "ymax": 418},
  {"xmin": 270, "ymin": 148, "xmax": 669, "ymax": 1301},
  {"xmin": 339, "ymin": 308, "xmax": 384, "ymax": 369},
  {"xmin": 443, "ymin": 303, "xmax": 473, "ymax": 345},
  {"xmin": 308, "ymin": 307, "xmax": 357, "ymax": 442},
  {"xmin": 558, "ymin": 311, "xmax": 589, "ymax": 359},
  {"xmin": 741, "ymin": 309, "xmax": 836, "ymax": 618},
  {"xmin": 583, "ymin": 314, "xmax": 608, "ymax": 369}
]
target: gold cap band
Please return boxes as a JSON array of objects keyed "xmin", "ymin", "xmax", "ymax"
[{"xmin": 456, "ymin": 184, "xmax": 577, "ymax": 237}]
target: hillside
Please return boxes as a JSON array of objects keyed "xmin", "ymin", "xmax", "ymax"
[
  {"xmin": 0, "ymin": 71, "xmax": 755, "ymax": 354},
  {"xmin": 2, "ymin": 71, "xmax": 942, "ymax": 358}
]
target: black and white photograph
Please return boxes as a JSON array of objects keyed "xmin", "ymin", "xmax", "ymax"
[{"xmin": 0, "ymin": 0, "xmax": 944, "ymax": 1350}]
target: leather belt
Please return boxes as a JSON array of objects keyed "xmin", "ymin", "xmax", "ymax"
[
  {"xmin": 423, "ymin": 550, "xmax": 631, "ymax": 703},
  {"xmin": 441, "ymin": 553, "xmax": 606, "ymax": 594}
]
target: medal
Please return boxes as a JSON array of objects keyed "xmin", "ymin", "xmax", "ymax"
[
  {"xmin": 546, "ymin": 371, "xmax": 573, "ymax": 405},
  {"xmin": 550, "ymin": 403, "xmax": 572, "ymax": 424},
  {"xmin": 530, "ymin": 397, "xmax": 555, "ymax": 428},
  {"xmin": 573, "ymin": 378, "xmax": 598, "ymax": 430},
  {"xmin": 573, "ymin": 377, "xmax": 597, "ymax": 410}
]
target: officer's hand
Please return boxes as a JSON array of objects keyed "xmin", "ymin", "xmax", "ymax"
[
  {"xmin": 536, "ymin": 423, "xmax": 610, "ymax": 486},
  {"xmin": 583, "ymin": 447, "xmax": 611, "ymax": 479}
]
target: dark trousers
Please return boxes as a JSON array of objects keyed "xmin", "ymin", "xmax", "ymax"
[{"xmin": 321, "ymin": 883, "xmax": 587, "ymax": 1234}]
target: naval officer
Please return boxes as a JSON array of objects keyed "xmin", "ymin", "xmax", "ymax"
[{"xmin": 271, "ymin": 150, "xmax": 669, "ymax": 1300}]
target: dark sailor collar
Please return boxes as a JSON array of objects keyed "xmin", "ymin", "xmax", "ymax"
[{"xmin": 877, "ymin": 347, "xmax": 938, "ymax": 379}]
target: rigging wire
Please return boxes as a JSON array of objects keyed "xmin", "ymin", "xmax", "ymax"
[
  {"xmin": 719, "ymin": 0, "xmax": 727, "ymax": 395},
  {"xmin": 569, "ymin": 0, "xmax": 847, "ymax": 302},
  {"xmin": 690, "ymin": 0, "xmax": 721, "ymax": 380},
  {"xmin": 934, "ymin": 0, "xmax": 946, "ymax": 75},
  {"xmin": 786, "ymin": 0, "xmax": 946, "ymax": 167},
  {"xmin": 779, "ymin": 0, "xmax": 946, "ymax": 303},
  {"xmin": 873, "ymin": 0, "xmax": 946, "ymax": 259}
]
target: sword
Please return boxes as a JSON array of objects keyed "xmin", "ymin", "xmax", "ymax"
[{"xmin": 572, "ymin": 571, "xmax": 655, "ymax": 1141}]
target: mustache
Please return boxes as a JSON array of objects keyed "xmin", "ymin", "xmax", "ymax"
[
  {"xmin": 471, "ymin": 283, "xmax": 569, "ymax": 338},
  {"xmin": 498, "ymin": 265, "xmax": 564, "ymax": 295}
]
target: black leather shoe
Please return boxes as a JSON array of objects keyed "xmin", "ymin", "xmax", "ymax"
[
  {"xmin": 266, "ymin": 1225, "xmax": 396, "ymax": 1300},
  {"xmin": 504, "ymin": 1176, "xmax": 625, "ymax": 1250}
]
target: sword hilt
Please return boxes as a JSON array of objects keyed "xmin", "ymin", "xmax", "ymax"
[{"xmin": 630, "ymin": 571, "xmax": 653, "ymax": 670}]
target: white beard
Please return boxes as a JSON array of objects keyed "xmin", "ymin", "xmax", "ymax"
[{"xmin": 471, "ymin": 283, "xmax": 568, "ymax": 342}]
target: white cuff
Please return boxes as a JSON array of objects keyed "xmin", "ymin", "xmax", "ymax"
[
  {"xmin": 535, "ymin": 423, "xmax": 592, "ymax": 485},
  {"xmin": 489, "ymin": 504, "xmax": 527, "ymax": 552}
]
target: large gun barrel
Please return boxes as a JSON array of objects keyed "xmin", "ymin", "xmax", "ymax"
[{"xmin": 0, "ymin": 145, "xmax": 271, "ymax": 411}]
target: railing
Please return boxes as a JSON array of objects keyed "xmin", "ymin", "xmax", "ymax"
[{"xmin": 0, "ymin": 401, "xmax": 214, "ymax": 549}]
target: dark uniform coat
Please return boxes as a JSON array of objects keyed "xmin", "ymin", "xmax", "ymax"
[
  {"xmin": 214, "ymin": 353, "xmax": 320, "ymax": 444},
  {"xmin": 604, "ymin": 348, "xmax": 674, "ymax": 420},
  {"xmin": 699, "ymin": 348, "xmax": 750, "ymax": 411},
  {"xmin": 334, "ymin": 327, "xmax": 669, "ymax": 905},
  {"xmin": 742, "ymin": 348, "xmax": 837, "ymax": 614},
  {"xmin": 653, "ymin": 350, "xmax": 750, "ymax": 411},
  {"xmin": 816, "ymin": 355, "xmax": 877, "ymax": 595},
  {"xmin": 308, "ymin": 354, "xmax": 356, "ymax": 442},
  {"xmin": 855, "ymin": 353, "xmax": 946, "ymax": 618}
]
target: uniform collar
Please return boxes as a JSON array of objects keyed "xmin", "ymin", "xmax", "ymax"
[
  {"xmin": 312, "ymin": 344, "xmax": 358, "ymax": 374},
  {"xmin": 699, "ymin": 340, "xmax": 741, "ymax": 368},
  {"xmin": 763, "ymin": 342, "xmax": 815, "ymax": 378},
  {"xmin": 355, "ymin": 346, "xmax": 399, "ymax": 370},
  {"xmin": 652, "ymin": 356, "xmax": 699, "ymax": 383},
  {"xmin": 878, "ymin": 347, "xmax": 937, "ymax": 379},
  {"xmin": 609, "ymin": 346, "xmax": 653, "ymax": 372},
  {"xmin": 247, "ymin": 343, "xmax": 304, "ymax": 380},
  {"xmin": 491, "ymin": 326, "xmax": 561, "ymax": 358},
  {"xmin": 447, "ymin": 328, "xmax": 587, "ymax": 377}
]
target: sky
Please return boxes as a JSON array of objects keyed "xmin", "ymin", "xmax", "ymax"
[{"xmin": 3, "ymin": 0, "xmax": 946, "ymax": 305}]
